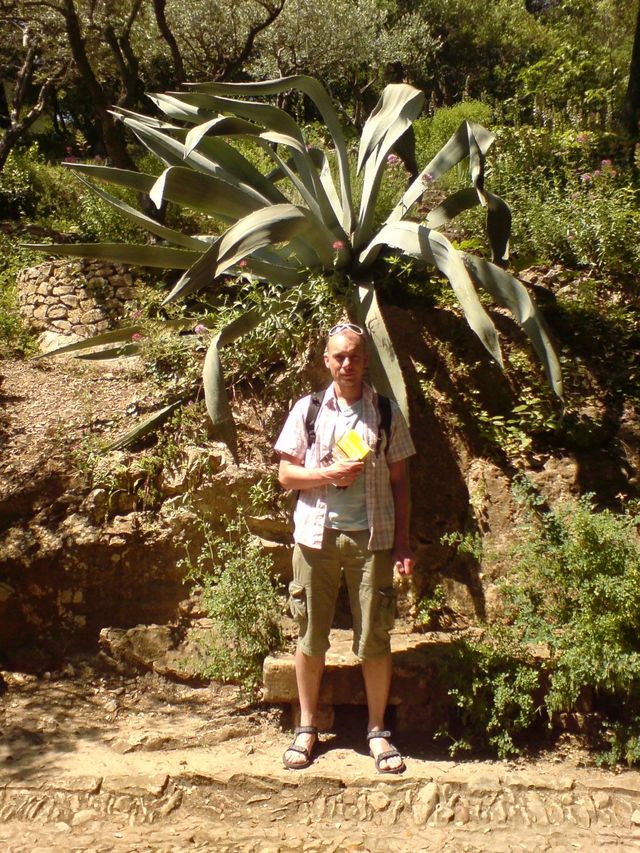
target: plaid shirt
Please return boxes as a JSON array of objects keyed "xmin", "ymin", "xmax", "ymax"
[{"xmin": 274, "ymin": 383, "xmax": 415, "ymax": 551}]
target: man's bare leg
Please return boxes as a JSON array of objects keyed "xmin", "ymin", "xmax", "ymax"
[
  {"xmin": 361, "ymin": 653, "xmax": 403, "ymax": 771},
  {"xmin": 284, "ymin": 648, "xmax": 325, "ymax": 766}
]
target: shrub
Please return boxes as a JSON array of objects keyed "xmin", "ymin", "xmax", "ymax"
[
  {"xmin": 0, "ymin": 234, "xmax": 39, "ymax": 357},
  {"xmin": 414, "ymin": 101, "xmax": 494, "ymax": 164},
  {"xmin": 438, "ymin": 491, "xmax": 640, "ymax": 765},
  {"xmin": 180, "ymin": 515, "xmax": 284, "ymax": 691}
]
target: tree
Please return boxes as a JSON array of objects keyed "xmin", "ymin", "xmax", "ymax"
[
  {"xmin": 30, "ymin": 77, "xmax": 563, "ymax": 457},
  {"xmin": 621, "ymin": 1, "xmax": 640, "ymax": 140}
]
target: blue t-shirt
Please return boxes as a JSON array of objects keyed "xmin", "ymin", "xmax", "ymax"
[{"xmin": 325, "ymin": 397, "xmax": 368, "ymax": 531}]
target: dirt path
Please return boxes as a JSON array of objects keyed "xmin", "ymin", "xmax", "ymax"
[{"xmin": 2, "ymin": 668, "xmax": 640, "ymax": 852}]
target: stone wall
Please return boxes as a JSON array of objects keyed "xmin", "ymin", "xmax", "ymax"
[{"xmin": 17, "ymin": 259, "xmax": 140, "ymax": 338}]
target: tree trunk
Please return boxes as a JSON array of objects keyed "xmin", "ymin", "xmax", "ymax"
[
  {"xmin": 620, "ymin": 2, "xmax": 640, "ymax": 142},
  {"xmin": 152, "ymin": 0, "xmax": 186, "ymax": 84},
  {"xmin": 60, "ymin": 0, "xmax": 135, "ymax": 169}
]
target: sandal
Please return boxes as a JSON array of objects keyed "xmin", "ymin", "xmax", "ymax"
[
  {"xmin": 367, "ymin": 729, "xmax": 406, "ymax": 775},
  {"xmin": 282, "ymin": 725, "xmax": 318, "ymax": 769}
]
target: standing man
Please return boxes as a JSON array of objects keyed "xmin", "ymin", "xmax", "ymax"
[{"xmin": 274, "ymin": 322, "xmax": 415, "ymax": 773}]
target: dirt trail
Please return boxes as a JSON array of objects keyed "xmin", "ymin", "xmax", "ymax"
[{"xmin": 2, "ymin": 667, "xmax": 640, "ymax": 852}]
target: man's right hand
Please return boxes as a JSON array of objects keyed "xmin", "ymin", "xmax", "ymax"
[{"xmin": 328, "ymin": 457, "xmax": 364, "ymax": 487}]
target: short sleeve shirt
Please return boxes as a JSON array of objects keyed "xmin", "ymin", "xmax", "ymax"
[{"xmin": 274, "ymin": 383, "xmax": 415, "ymax": 550}]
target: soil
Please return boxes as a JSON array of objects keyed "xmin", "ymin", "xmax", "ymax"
[{"xmin": 2, "ymin": 663, "xmax": 640, "ymax": 852}]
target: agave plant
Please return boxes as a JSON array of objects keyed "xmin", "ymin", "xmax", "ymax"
[{"xmin": 30, "ymin": 76, "xmax": 563, "ymax": 457}]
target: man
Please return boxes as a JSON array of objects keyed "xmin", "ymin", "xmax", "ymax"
[{"xmin": 274, "ymin": 322, "xmax": 415, "ymax": 773}]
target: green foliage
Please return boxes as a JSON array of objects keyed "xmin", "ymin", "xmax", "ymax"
[
  {"xmin": 180, "ymin": 515, "xmax": 284, "ymax": 691},
  {"xmin": 489, "ymin": 127, "xmax": 640, "ymax": 275},
  {"xmin": 414, "ymin": 101, "xmax": 494, "ymax": 164},
  {"xmin": 437, "ymin": 628, "xmax": 543, "ymax": 759},
  {"xmin": 442, "ymin": 492, "xmax": 640, "ymax": 764},
  {"xmin": 0, "ymin": 234, "xmax": 39, "ymax": 357}
]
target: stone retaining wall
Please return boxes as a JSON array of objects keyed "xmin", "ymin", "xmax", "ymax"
[{"xmin": 17, "ymin": 259, "xmax": 140, "ymax": 338}]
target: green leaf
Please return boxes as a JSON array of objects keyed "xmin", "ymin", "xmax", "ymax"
[
  {"xmin": 388, "ymin": 120, "xmax": 495, "ymax": 224},
  {"xmin": 163, "ymin": 204, "xmax": 333, "ymax": 305},
  {"xmin": 107, "ymin": 397, "xmax": 187, "ymax": 451},
  {"xmin": 462, "ymin": 254, "xmax": 564, "ymax": 400},
  {"xmin": 34, "ymin": 318, "xmax": 203, "ymax": 359},
  {"xmin": 148, "ymin": 166, "xmax": 266, "ymax": 219},
  {"xmin": 202, "ymin": 310, "xmax": 264, "ymax": 460},
  {"xmin": 187, "ymin": 76, "xmax": 354, "ymax": 232},
  {"xmin": 357, "ymin": 221, "xmax": 503, "ymax": 366},
  {"xmin": 70, "ymin": 172, "xmax": 209, "ymax": 250},
  {"xmin": 353, "ymin": 84, "xmax": 425, "ymax": 249},
  {"xmin": 426, "ymin": 188, "xmax": 480, "ymax": 228},
  {"xmin": 354, "ymin": 283, "xmax": 409, "ymax": 423},
  {"xmin": 74, "ymin": 343, "xmax": 141, "ymax": 360},
  {"xmin": 25, "ymin": 243, "xmax": 201, "ymax": 269}
]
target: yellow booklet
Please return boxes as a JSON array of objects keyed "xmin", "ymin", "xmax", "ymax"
[{"xmin": 334, "ymin": 429, "xmax": 372, "ymax": 461}]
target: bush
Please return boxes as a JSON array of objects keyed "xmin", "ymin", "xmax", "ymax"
[
  {"xmin": 489, "ymin": 126, "xmax": 640, "ymax": 275},
  {"xmin": 0, "ymin": 234, "xmax": 39, "ymax": 357},
  {"xmin": 439, "ymin": 491, "xmax": 640, "ymax": 765},
  {"xmin": 180, "ymin": 515, "xmax": 284, "ymax": 691},
  {"xmin": 414, "ymin": 101, "xmax": 494, "ymax": 164}
]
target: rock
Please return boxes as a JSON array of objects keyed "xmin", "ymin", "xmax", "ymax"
[
  {"xmin": 99, "ymin": 625, "xmax": 174, "ymax": 672},
  {"xmin": 71, "ymin": 808, "xmax": 98, "ymax": 826},
  {"xmin": 412, "ymin": 782, "xmax": 439, "ymax": 825},
  {"xmin": 368, "ymin": 792, "xmax": 390, "ymax": 812},
  {"xmin": 631, "ymin": 809, "xmax": 640, "ymax": 826}
]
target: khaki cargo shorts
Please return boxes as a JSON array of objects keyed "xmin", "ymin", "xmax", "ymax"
[{"xmin": 288, "ymin": 528, "xmax": 395, "ymax": 659}]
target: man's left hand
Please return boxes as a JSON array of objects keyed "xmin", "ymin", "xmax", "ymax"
[{"xmin": 392, "ymin": 546, "xmax": 415, "ymax": 577}]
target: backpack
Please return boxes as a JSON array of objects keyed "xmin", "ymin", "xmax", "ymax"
[{"xmin": 305, "ymin": 390, "xmax": 392, "ymax": 457}]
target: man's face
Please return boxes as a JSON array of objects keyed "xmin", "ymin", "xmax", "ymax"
[{"xmin": 324, "ymin": 331, "xmax": 368, "ymax": 389}]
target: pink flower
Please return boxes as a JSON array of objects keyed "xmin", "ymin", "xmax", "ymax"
[
  {"xmin": 131, "ymin": 333, "xmax": 143, "ymax": 342},
  {"xmin": 193, "ymin": 323, "xmax": 208, "ymax": 334},
  {"xmin": 332, "ymin": 240, "xmax": 345, "ymax": 251},
  {"xmin": 593, "ymin": 169, "xmax": 601, "ymax": 178},
  {"xmin": 238, "ymin": 259, "xmax": 248, "ymax": 268},
  {"xmin": 580, "ymin": 173, "xmax": 592, "ymax": 184},
  {"xmin": 601, "ymin": 159, "xmax": 612, "ymax": 167},
  {"xmin": 387, "ymin": 153, "xmax": 401, "ymax": 167},
  {"xmin": 576, "ymin": 132, "xmax": 590, "ymax": 143},
  {"xmin": 421, "ymin": 172, "xmax": 435, "ymax": 184},
  {"xmin": 131, "ymin": 309, "xmax": 142, "ymax": 318}
]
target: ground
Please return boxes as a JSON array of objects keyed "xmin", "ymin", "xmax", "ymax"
[
  {"xmin": 2, "ymin": 665, "xmax": 640, "ymax": 852},
  {"xmin": 2, "ymin": 348, "xmax": 640, "ymax": 850}
]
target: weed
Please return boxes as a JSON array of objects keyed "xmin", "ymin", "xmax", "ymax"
[{"xmin": 180, "ymin": 514, "xmax": 285, "ymax": 691}]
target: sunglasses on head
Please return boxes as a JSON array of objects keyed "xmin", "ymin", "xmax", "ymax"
[{"xmin": 328, "ymin": 323, "xmax": 364, "ymax": 336}]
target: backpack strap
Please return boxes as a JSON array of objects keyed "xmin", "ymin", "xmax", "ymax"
[
  {"xmin": 305, "ymin": 391, "xmax": 324, "ymax": 449},
  {"xmin": 305, "ymin": 390, "xmax": 392, "ymax": 457},
  {"xmin": 376, "ymin": 394, "xmax": 392, "ymax": 457}
]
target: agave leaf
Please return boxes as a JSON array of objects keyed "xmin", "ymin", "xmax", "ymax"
[
  {"xmin": 75, "ymin": 343, "xmax": 141, "ymax": 360},
  {"xmin": 425, "ymin": 187, "xmax": 511, "ymax": 265},
  {"xmin": 357, "ymin": 84, "xmax": 425, "ymax": 175},
  {"xmin": 163, "ymin": 204, "xmax": 332, "ymax": 304},
  {"xmin": 353, "ymin": 84, "xmax": 425, "ymax": 249},
  {"xmin": 148, "ymin": 166, "xmax": 265, "ymax": 219},
  {"xmin": 171, "ymin": 92, "xmax": 305, "ymax": 144},
  {"xmin": 184, "ymin": 115, "xmax": 265, "ymax": 157},
  {"xmin": 119, "ymin": 116, "xmax": 274, "ymax": 205},
  {"xmin": 202, "ymin": 309, "xmax": 263, "ymax": 460},
  {"xmin": 462, "ymin": 254, "xmax": 564, "ymax": 399},
  {"xmin": 34, "ymin": 318, "xmax": 203, "ymax": 360},
  {"xmin": 114, "ymin": 105, "xmax": 182, "ymax": 129},
  {"xmin": 387, "ymin": 120, "xmax": 496, "ymax": 224},
  {"xmin": 354, "ymin": 283, "xmax": 409, "ymax": 423},
  {"xmin": 25, "ymin": 242, "xmax": 202, "ymax": 269},
  {"xmin": 187, "ymin": 76, "xmax": 354, "ymax": 231},
  {"xmin": 71, "ymin": 172, "xmax": 209, "ymax": 250},
  {"xmin": 147, "ymin": 93, "xmax": 205, "ymax": 123},
  {"xmin": 174, "ymin": 91, "xmax": 345, "ymax": 235},
  {"xmin": 358, "ymin": 221, "xmax": 503, "ymax": 366},
  {"xmin": 426, "ymin": 188, "xmax": 479, "ymax": 228},
  {"xmin": 107, "ymin": 397, "xmax": 187, "ymax": 451}
]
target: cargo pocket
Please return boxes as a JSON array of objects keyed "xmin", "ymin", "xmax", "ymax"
[
  {"xmin": 288, "ymin": 581, "xmax": 308, "ymax": 633},
  {"xmin": 376, "ymin": 586, "xmax": 397, "ymax": 632}
]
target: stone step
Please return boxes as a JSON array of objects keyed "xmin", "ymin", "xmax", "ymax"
[{"xmin": 263, "ymin": 628, "xmax": 456, "ymax": 731}]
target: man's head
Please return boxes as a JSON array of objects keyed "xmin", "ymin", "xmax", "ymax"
[{"xmin": 324, "ymin": 323, "xmax": 368, "ymax": 395}]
